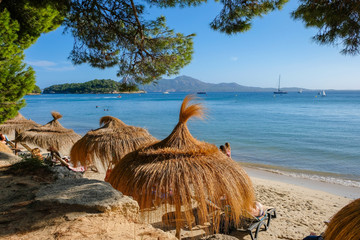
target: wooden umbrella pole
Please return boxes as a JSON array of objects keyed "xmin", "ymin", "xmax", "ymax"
[
  {"xmin": 14, "ymin": 131, "xmax": 18, "ymax": 155},
  {"xmin": 175, "ymin": 203, "xmax": 181, "ymax": 239}
]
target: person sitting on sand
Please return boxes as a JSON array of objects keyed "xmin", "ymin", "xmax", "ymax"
[
  {"xmin": 303, "ymin": 198, "xmax": 360, "ymax": 240},
  {"xmin": 225, "ymin": 142, "xmax": 231, "ymax": 157},
  {"xmin": 31, "ymin": 148, "xmax": 43, "ymax": 160}
]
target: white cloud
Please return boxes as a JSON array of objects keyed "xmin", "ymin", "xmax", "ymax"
[
  {"xmin": 26, "ymin": 60, "xmax": 57, "ymax": 67},
  {"xmin": 45, "ymin": 66, "xmax": 76, "ymax": 71},
  {"xmin": 231, "ymin": 57, "xmax": 238, "ymax": 61},
  {"xmin": 26, "ymin": 60, "xmax": 75, "ymax": 71}
]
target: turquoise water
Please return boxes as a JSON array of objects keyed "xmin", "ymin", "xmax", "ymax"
[{"xmin": 22, "ymin": 92, "xmax": 360, "ymax": 186}]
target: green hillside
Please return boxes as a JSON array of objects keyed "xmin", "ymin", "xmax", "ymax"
[{"xmin": 43, "ymin": 79, "xmax": 138, "ymax": 94}]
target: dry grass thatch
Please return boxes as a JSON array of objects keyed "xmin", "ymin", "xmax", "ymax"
[
  {"xmin": 108, "ymin": 95, "xmax": 255, "ymax": 236},
  {"xmin": 0, "ymin": 113, "xmax": 39, "ymax": 135},
  {"xmin": 324, "ymin": 198, "xmax": 360, "ymax": 240},
  {"xmin": 16, "ymin": 112, "xmax": 81, "ymax": 153},
  {"xmin": 0, "ymin": 142, "xmax": 13, "ymax": 154},
  {"xmin": 70, "ymin": 116, "xmax": 157, "ymax": 169}
]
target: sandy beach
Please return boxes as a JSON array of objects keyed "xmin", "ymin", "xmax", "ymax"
[
  {"xmin": 243, "ymin": 174, "xmax": 354, "ymax": 240},
  {"xmin": 0, "ymin": 154, "xmax": 356, "ymax": 240}
]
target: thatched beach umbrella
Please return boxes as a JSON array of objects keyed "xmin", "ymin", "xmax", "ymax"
[
  {"xmin": 324, "ymin": 198, "xmax": 360, "ymax": 240},
  {"xmin": 108, "ymin": 95, "xmax": 255, "ymax": 238},
  {"xmin": 16, "ymin": 112, "xmax": 81, "ymax": 153},
  {"xmin": 0, "ymin": 113, "xmax": 39, "ymax": 135},
  {"xmin": 70, "ymin": 116, "xmax": 157, "ymax": 171}
]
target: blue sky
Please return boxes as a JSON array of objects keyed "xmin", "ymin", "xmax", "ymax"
[{"xmin": 25, "ymin": 0, "xmax": 360, "ymax": 90}]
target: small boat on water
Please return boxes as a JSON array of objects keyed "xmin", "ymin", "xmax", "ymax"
[
  {"xmin": 318, "ymin": 90, "xmax": 326, "ymax": 97},
  {"xmin": 197, "ymin": 91, "xmax": 206, "ymax": 94},
  {"xmin": 273, "ymin": 75, "xmax": 287, "ymax": 94},
  {"xmin": 163, "ymin": 91, "xmax": 169, "ymax": 94},
  {"xmin": 298, "ymin": 89, "xmax": 303, "ymax": 94}
]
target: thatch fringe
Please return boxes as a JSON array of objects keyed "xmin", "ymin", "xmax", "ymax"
[
  {"xmin": 70, "ymin": 116, "xmax": 157, "ymax": 170},
  {"xmin": 324, "ymin": 198, "xmax": 360, "ymax": 240},
  {"xmin": 0, "ymin": 113, "xmax": 39, "ymax": 135},
  {"xmin": 51, "ymin": 111, "xmax": 62, "ymax": 120},
  {"xmin": 0, "ymin": 142, "xmax": 13, "ymax": 154},
  {"xmin": 99, "ymin": 116, "xmax": 126, "ymax": 127},
  {"xmin": 179, "ymin": 95, "xmax": 204, "ymax": 124},
  {"xmin": 108, "ymin": 95, "xmax": 255, "ymax": 235},
  {"xmin": 16, "ymin": 112, "xmax": 81, "ymax": 153}
]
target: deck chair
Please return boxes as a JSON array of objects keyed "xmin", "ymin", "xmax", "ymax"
[
  {"xmin": 18, "ymin": 142, "xmax": 38, "ymax": 158},
  {"xmin": 217, "ymin": 206, "xmax": 276, "ymax": 240},
  {"xmin": 52, "ymin": 154, "xmax": 85, "ymax": 173},
  {"xmin": 236, "ymin": 207, "xmax": 276, "ymax": 240},
  {"xmin": 19, "ymin": 142, "xmax": 33, "ymax": 152},
  {"xmin": 18, "ymin": 143, "xmax": 46, "ymax": 160},
  {"xmin": 5, "ymin": 140, "xmax": 21, "ymax": 154}
]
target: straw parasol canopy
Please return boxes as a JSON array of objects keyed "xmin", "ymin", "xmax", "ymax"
[
  {"xmin": 0, "ymin": 142, "xmax": 13, "ymax": 154},
  {"xmin": 324, "ymin": 198, "xmax": 360, "ymax": 240},
  {"xmin": 0, "ymin": 113, "xmax": 39, "ymax": 135},
  {"xmin": 16, "ymin": 112, "xmax": 81, "ymax": 153},
  {"xmin": 70, "ymin": 115, "xmax": 157, "ymax": 170},
  {"xmin": 108, "ymin": 95, "xmax": 255, "ymax": 237}
]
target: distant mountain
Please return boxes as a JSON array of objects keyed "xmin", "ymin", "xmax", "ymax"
[{"xmin": 140, "ymin": 76, "xmax": 303, "ymax": 92}]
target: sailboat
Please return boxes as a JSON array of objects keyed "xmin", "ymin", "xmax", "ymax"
[{"xmin": 273, "ymin": 75, "xmax": 287, "ymax": 94}]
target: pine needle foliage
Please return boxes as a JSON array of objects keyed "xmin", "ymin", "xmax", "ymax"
[
  {"xmin": 70, "ymin": 116, "xmax": 157, "ymax": 170},
  {"xmin": 0, "ymin": 1, "xmax": 68, "ymax": 124},
  {"xmin": 292, "ymin": 0, "xmax": 360, "ymax": 55},
  {"xmin": 64, "ymin": 0, "xmax": 194, "ymax": 85},
  {"xmin": 108, "ymin": 95, "xmax": 255, "ymax": 234},
  {"xmin": 210, "ymin": 0, "xmax": 288, "ymax": 34}
]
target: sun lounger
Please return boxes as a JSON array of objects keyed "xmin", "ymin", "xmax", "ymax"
[
  {"xmin": 52, "ymin": 154, "xmax": 85, "ymax": 173},
  {"xmin": 216, "ymin": 206, "xmax": 276, "ymax": 240},
  {"xmin": 19, "ymin": 142, "xmax": 33, "ymax": 152},
  {"xmin": 235, "ymin": 207, "xmax": 276, "ymax": 240},
  {"xmin": 5, "ymin": 140, "xmax": 21, "ymax": 154}
]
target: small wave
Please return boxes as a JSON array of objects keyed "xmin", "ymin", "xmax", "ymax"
[
  {"xmin": 263, "ymin": 168, "xmax": 360, "ymax": 188},
  {"xmin": 239, "ymin": 161, "xmax": 360, "ymax": 188}
]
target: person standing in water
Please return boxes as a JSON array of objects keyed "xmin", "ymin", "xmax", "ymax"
[{"xmin": 225, "ymin": 142, "xmax": 231, "ymax": 157}]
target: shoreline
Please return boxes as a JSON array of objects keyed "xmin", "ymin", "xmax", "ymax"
[
  {"xmin": 235, "ymin": 160, "xmax": 360, "ymax": 187},
  {"xmin": 243, "ymin": 166, "xmax": 360, "ymax": 199}
]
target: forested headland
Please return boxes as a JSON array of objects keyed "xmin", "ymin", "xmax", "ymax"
[{"xmin": 43, "ymin": 79, "xmax": 139, "ymax": 94}]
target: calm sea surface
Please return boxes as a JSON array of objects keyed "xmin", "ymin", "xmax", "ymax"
[{"xmin": 22, "ymin": 92, "xmax": 360, "ymax": 187}]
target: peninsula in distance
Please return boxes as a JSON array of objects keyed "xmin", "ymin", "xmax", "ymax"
[{"xmin": 43, "ymin": 75, "xmax": 307, "ymax": 94}]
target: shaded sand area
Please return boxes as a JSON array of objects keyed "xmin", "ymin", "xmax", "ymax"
[{"xmin": 0, "ymin": 155, "xmax": 354, "ymax": 240}]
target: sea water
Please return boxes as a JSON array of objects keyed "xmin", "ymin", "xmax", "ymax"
[{"xmin": 21, "ymin": 91, "xmax": 360, "ymax": 187}]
